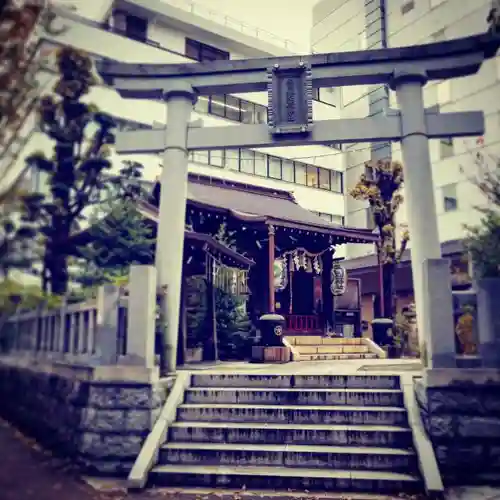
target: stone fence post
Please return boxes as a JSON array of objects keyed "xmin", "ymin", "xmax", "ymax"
[
  {"xmin": 93, "ymin": 284, "xmax": 120, "ymax": 365},
  {"xmin": 125, "ymin": 265, "xmax": 157, "ymax": 368}
]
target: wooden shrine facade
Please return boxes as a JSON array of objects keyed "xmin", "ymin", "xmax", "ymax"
[
  {"xmin": 135, "ymin": 201, "xmax": 254, "ymax": 363},
  {"xmin": 148, "ymin": 173, "xmax": 379, "ymax": 337}
]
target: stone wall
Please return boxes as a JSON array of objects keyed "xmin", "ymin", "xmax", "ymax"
[
  {"xmin": 415, "ymin": 376, "xmax": 500, "ymax": 485},
  {"xmin": 0, "ymin": 360, "xmax": 168, "ymax": 476}
]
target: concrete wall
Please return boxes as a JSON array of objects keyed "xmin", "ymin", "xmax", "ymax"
[
  {"xmin": 415, "ymin": 374, "xmax": 500, "ymax": 485},
  {"xmin": 0, "ymin": 359, "xmax": 168, "ymax": 476}
]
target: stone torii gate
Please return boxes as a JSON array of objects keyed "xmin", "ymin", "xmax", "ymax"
[{"xmin": 97, "ymin": 30, "xmax": 500, "ymax": 374}]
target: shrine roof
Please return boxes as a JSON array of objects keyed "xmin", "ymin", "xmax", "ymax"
[
  {"xmin": 134, "ymin": 201, "xmax": 254, "ymax": 268},
  {"xmin": 146, "ymin": 174, "xmax": 379, "ymax": 244}
]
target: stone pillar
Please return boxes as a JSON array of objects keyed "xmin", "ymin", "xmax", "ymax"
[
  {"xmin": 476, "ymin": 278, "xmax": 500, "ymax": 368},
  {"xmin": 391, "ymin": 72, "xmax": 455, "ymax": 368},
  {"xmin": 422, "ymin": 259, "xmax": 456, "ymax": 368},
  {"xmin": 126, "ymin": 266, "xmax": 157, "ymax": 368},
  {"xmin": 156, "ymin": 83, "xmax": 196, "ymax": 374},
  {"xmin": 94, "ymin": 284, "xmax": 120, "ymax": 365}
]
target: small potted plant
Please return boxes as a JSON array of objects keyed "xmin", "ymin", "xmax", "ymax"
[{"xmin": 385, "ymin": 313, "xmax": 411, "ymax": 358}]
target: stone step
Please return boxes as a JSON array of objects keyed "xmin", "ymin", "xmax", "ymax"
[
  {"xmin": 298, "ymin": 353, "xmax": 378, "ymax": 361},
  {"xmin": 160, "ymin": 442, "xmax": 419, "ymax": 473},
  {"xmin": 169, "ymin": 421, "xmax": 413, "ymax": 448},
  {"xmin": 145, "ymin": 487, "xmax": 408, "ymax": 500},
  {"xmin": 184, "ymin": 387, "xmax": 404, "ymax": 406},
  {"xmin": 296, "ymin": 345, "xmax": 370, "ymax": 354},
  {"xmin": 285, "ymin": 336, "xmax": 365, "ymax": 346},
  {"xmin": 177, "ymin": 403, "xmax": 408, "ymax": 426},
  {"xmin": 191, "ymin": 374, "xmax": 400, "ymax": 390},
  {"xmin": 149, "ymin": 464, "xmax": 421, "ymax": 493}
]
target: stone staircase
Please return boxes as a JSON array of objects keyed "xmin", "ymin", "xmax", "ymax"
[
  {"xmin": 284, "ymin": 336, "xmax": 382, "ymax": 361},
  {"xmin": 149, "ymin": 374, "xmax": 424, "ymax": 495}
]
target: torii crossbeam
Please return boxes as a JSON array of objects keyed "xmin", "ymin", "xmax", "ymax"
[{"xmin": 97, "ymin": 29, "xmax": 500, "ymax": 374}]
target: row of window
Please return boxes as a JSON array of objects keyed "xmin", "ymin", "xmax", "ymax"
[
  {"xmin": 315, "ymin": 212, "xmax": 345, "ymax": 225},
  {"xmin": 194, "ymin": 95, "xmax": 268, "ymax": 125},
  {"xmin": 188, "ymin": 149, "xmax": 344, "ymax": 193}
]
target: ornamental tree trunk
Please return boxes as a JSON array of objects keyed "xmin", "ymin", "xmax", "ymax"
[{"xmin": 382, "ymin": 261, "xmax": 395, "ymax": 320}]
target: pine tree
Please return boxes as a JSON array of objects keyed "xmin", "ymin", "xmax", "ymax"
[
  {"xmin": 74, "ymin": 186, "xmax": 155, "ymax": 287},
  {"xmin": 0, "ymin": 186, "xmax": 39, "ymax": 277},
  {"xmin": 215, "ymin": 288, "xmax": 256, "ymax": 360},
  {"xmin": 19, "ymin": 46, "xmax": 144, "ymax": 294},
  {"xmin": 184, "ymin": 276, "xmax": 208, "ymax": 349}
]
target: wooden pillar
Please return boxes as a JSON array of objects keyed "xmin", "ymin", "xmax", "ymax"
[
  {"xmin": 204, "ymin": 257, "xmax": 218, "ymax": 362},
  {"xmin": 321, "ymin": 249, "xmax": 334, "ymax": 333},
  {"xmin": 268, "ymin": 224, "xmax": 276, "ymax": 313}
]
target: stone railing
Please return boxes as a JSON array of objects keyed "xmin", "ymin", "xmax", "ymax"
[{"xmin": 2, "ymin": 265, "xmax": 157, "ymax": 368}]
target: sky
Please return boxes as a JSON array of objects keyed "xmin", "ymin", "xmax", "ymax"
[{"xmin": 165, "ymin": 0, "xmax": 317, "ymax": 52}]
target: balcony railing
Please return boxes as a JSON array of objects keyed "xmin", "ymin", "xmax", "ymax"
[
  {"xmin": 285, "ymin": 314, "xmax": 322, "ymax": 333},
  {"xmin": 162, "ymin": 0, "xmax": 297, "ymax": 52}
]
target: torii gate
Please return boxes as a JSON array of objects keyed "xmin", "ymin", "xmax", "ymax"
[{"xmin": 97, "ymin": 30, "xmax": 500, "ymax": 374}]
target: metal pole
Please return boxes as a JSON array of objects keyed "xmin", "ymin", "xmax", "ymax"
[{"xmin": 156, "ymin": 84, "xmax": 196, "ymax": 374}]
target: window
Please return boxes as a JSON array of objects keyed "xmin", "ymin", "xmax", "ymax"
[
  {"xmin": 226, "ymin": 149, "xmax": 239, "ymax": 171},
  {"xmin": 331, "ymin": 215, "xmax": 345, "ymax": 225},
  {"xmin": 442, "ymin": 184, "xmax": 458, "ymax": 212},
  {"xmin": 401, "ymin": 1, "xmax": 415, "ymax": 15},
  {"xmin": 439, "ymin": 138, "xmax": 454, "ymax": 159},
  {"xmin": 306, "ymin": 165, "xmax": 319, "ymax": 188},
  {"xmin": 122, "ymin": 13, "xmax": 148, "ymax": 41},
  {"xmin": 185, "ymin": 38, "xmax": 229, "ymax": 62},
  {"xmin": 193, "ymin": 151, "xmax": 209, "ymax": 164},
  {"xmin": 108, "ymin": 11, "xmax": 148, "ymax": 42},
  {"xmin": 315, "ymin": 212, "xmax": 345, "ymax": 225},
  {"xmin": 240, "ymin": 101, "xmax": 255, "ymax": 124},
  {"xmin": 268, "ymin": 157, "xmax": 282, "ymax": 179},
  {"xmin": 187, "ymin": 147, "xmax": 344, "ymax": 193},
  {"xmin": 281, "ymin": 159, "xmax": 295, "ymax": 183},
  {"xmin": 209, "ymin": 150, "xmax": 225, "ymax": 168},
  {"xmin": 239, "ymin": 150, "xmax": 254, "ymax": 174},
  {"xmin": 318, "ymin": 168, "xmax": 331, "ymax": 190},
  {"xmin": 295, "ymin": 163, "xmax": 307, "ymax": 185},
  {"xmin": 331, "ymin": 171, "xmax": 343, "ymax": 193},
  {"xmin": 255, "ymin": 105, "xmax": 268, "ymax": 124},
  {"xmin": 225, "ymin": 95, "xmax": 241, "ymax": 121},
  {"xmin": 254, "ymin": 152, "xmax": 267, "ymax": 177},
  {"xmin": 210, "ymin": 95, "xmax": 226, "ymax": 118},
  {"xmin": 194, "ymin": 96, "xmax": 209, "ymax": 114}
]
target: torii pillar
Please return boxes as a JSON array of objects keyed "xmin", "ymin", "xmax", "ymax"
[
  {"xmin": 391, "ymin": 72, "xmax": 456, "ymax": 367},
  {"xmin": 156, "ymin": 84, "xmax": 197, "ymax": 374}
]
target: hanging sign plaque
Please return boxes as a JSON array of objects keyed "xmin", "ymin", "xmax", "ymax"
[
  {"xmin": 273, "ymin": 258, "xmax": 288, "ymax": 291},
  {"xmin": 330, "ymin": 263, "xmax": 347, "ymax": 296},
  {"xmin": 268, "ymin": 62, "xmax": 313, "ymax": 136}
]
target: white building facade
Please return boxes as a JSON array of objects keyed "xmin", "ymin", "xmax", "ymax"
[
  {"xmin": 13, "ymin": 0, "xmax": 347, "ymax": 244},
  {"xmin": 311, "ymin": 0, "xmax": 500, "ymax": 261}
]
